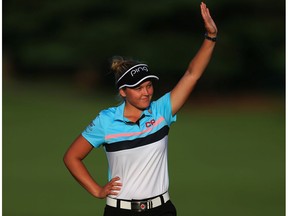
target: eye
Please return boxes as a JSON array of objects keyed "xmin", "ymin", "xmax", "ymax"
[{"xmin": 135, "ymin": 86, "xmax": 142, "ymax": 90}]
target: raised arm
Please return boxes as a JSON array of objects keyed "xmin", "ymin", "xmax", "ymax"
[{"xmin": 171, "ymin": 2, "xmax": 218, "ymax": 115}]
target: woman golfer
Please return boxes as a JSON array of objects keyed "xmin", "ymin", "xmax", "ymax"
[{"xmin": 64, "ymin": 2, "xmax": 217, "ymax": 216}]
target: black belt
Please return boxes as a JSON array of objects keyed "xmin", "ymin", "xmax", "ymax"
[{"xmin": 106, "ymin": 192, "xmax": 170, "ymax": 212}]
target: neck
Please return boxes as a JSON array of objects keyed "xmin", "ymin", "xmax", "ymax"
[{"xmin": 124, "ymin": 102, "xmax": 144, "ymax": 123}]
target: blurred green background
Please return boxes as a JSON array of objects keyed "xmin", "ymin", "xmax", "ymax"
[{"xmin": 3, "ymin": 0, "xmax": 285, "ymax": 215}]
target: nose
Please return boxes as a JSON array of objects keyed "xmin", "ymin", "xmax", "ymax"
[{"xmin": 142, "ymin": 87, "xmax": 149, "ymax": 95}]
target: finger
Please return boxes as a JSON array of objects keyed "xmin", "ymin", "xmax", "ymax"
[
  {"xmin": 201, "ymin": 7, "xmax": 213, "ymax": 25},
  {"xmin": 109, "ymin": 187, "xmax": 121, "ymax": 194},
  {"xmin": 107, "ymin": 181, "xmax": 122, "ymax": 191},
  {"xmin": 111, "ymin": 186, "xmax": 122, "ymax": 191},
  {"xmin": 111, "ymin": 176, "xmax": 120, "ymax": 181},
  {"xmin": 112, "ymin": 182, "xmax": 123, "ymax": 187},
  {"xmin": 200, "ymin": 2, "xmax": 207, "ymax": 11},
  {"xmin": 109, "ymin": 190, "xmax": 119, "ymax": 196},
  {"xmin": 110, "ymin": 181, "xmax": 122, "ymax": 188},
  {"xmin": 200, "ymin": 3, "xmax": 206, "ymax": 15},
  {"xmin": 200, "ymin": 4, "xmax": 209, "ymax": 20},
  {"xmin": 206, "ymin": 8, "xmax": 214, "ymax": 21}
]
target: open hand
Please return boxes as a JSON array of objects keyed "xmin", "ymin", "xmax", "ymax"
[{"xmin": 200, "ymin": 2, "xmax": 218, "ymax": 37}]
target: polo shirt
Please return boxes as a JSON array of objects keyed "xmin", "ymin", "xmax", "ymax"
[{"xmin": 82, "ymin": 92, "xmax": 176, "ymax": 200}]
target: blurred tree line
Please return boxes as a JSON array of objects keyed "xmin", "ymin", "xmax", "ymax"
[{"xmin": 3, "ymin": 0, "xmax": 285, "ymax": 94}]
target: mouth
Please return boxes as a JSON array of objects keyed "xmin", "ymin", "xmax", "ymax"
[{"xmin": 141, "ymin": 97, "xmax": 150, "ymax": 102}]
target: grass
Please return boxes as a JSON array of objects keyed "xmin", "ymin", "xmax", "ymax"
[{"xmin": 3, "ymin": 81, "xmax": 285, "ymax": 216}]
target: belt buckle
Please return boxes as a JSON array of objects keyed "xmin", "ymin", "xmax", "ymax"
[{"xmin": 131, "ymin": 200, "xmax": 152, "ymax": 212}]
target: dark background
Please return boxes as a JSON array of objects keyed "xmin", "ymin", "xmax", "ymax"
[
  {"xmin": 3, "ymin": 0, "xmax": 285, "ymax": 95},
  {"xmin": 3, "ymin": 0, "xmax": 285, "ymax": 216}
]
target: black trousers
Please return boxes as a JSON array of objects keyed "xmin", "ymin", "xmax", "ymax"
[{"xmin": 103, "ymin": 200, "xmax": 177, "ymax": 216}]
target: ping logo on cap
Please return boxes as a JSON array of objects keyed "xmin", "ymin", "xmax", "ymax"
[{"xmin": 130, "ymin": 65, "xmax": 148, "ymax": 77}]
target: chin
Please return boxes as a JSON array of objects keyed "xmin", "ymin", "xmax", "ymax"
[
  {"xmin": 138, "ymin": 103, "xmax": 150, "ymax": 110},
  {"xmin": 137, "ymin": 98, "xmax": 151, "ymax": 110}
]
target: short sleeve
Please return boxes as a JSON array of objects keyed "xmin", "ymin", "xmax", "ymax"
[
  {"xmin": 154, "ymin": 92, "xmax": 176, "ymax": 126},
  {"xmin": 82, "ymin": 113, "xmax": 106, "ymax": 148}
]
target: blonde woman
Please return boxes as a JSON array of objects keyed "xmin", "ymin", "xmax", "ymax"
[{"xmin": 64, "ymin": 2, "xmax": 217, "ymax": 216}]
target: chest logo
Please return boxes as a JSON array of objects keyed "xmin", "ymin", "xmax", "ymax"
[{"xmin": 145, "ymin": 119, "xmax": 155, "ymax": 128}]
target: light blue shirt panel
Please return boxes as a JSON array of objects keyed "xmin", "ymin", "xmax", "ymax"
[
  {"xmin": 152, "ymin": 92, "xmax": 176, "ymax": 126},
  {"xmin": 81, "ymin": 111, "xmax": 110, "ymax": 148},
  {"xmin": 81, "ymin": 92, "xmax": 176, "ymax": 148}
]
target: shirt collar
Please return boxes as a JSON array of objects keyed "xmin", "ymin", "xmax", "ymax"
[{"xmin": 114, "ymin": 101, "xmax": 152, "ymax": 122}]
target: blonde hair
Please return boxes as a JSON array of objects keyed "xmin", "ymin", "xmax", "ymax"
[{"xmin": 110, "ymin": 56, "xmax": 142, "ymax": 85}]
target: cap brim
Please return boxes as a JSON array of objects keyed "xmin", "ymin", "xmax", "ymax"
[{"xmin": 118, "ymin": 75, "xmax": 159, "ymax": 89}]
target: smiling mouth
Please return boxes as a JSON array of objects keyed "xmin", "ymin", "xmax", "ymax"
[{"xmin": 141, "ymin": 97, "xmax": 150, "ymax": 101}]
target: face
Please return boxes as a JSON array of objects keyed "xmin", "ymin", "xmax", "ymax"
[{"xmin": 120, "ymin": 80, "xmax": 154, "ymax": 110}]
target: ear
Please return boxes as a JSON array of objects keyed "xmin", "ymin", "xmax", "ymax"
[{"xmin": 119, "ymin": 88, "xmax": 126, "ymax": 98}]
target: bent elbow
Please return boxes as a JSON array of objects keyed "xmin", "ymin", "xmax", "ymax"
[
  {"xmin": 63, "ymin": 150, "xmax": 75, "ymax": 168},
  {"xmin": 63, "ymin": 150, "xmax": 83, "ymax": 168},
  {"xmin": 63, "ymin": 152, "xmax": 70, "ymax": 167}
]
